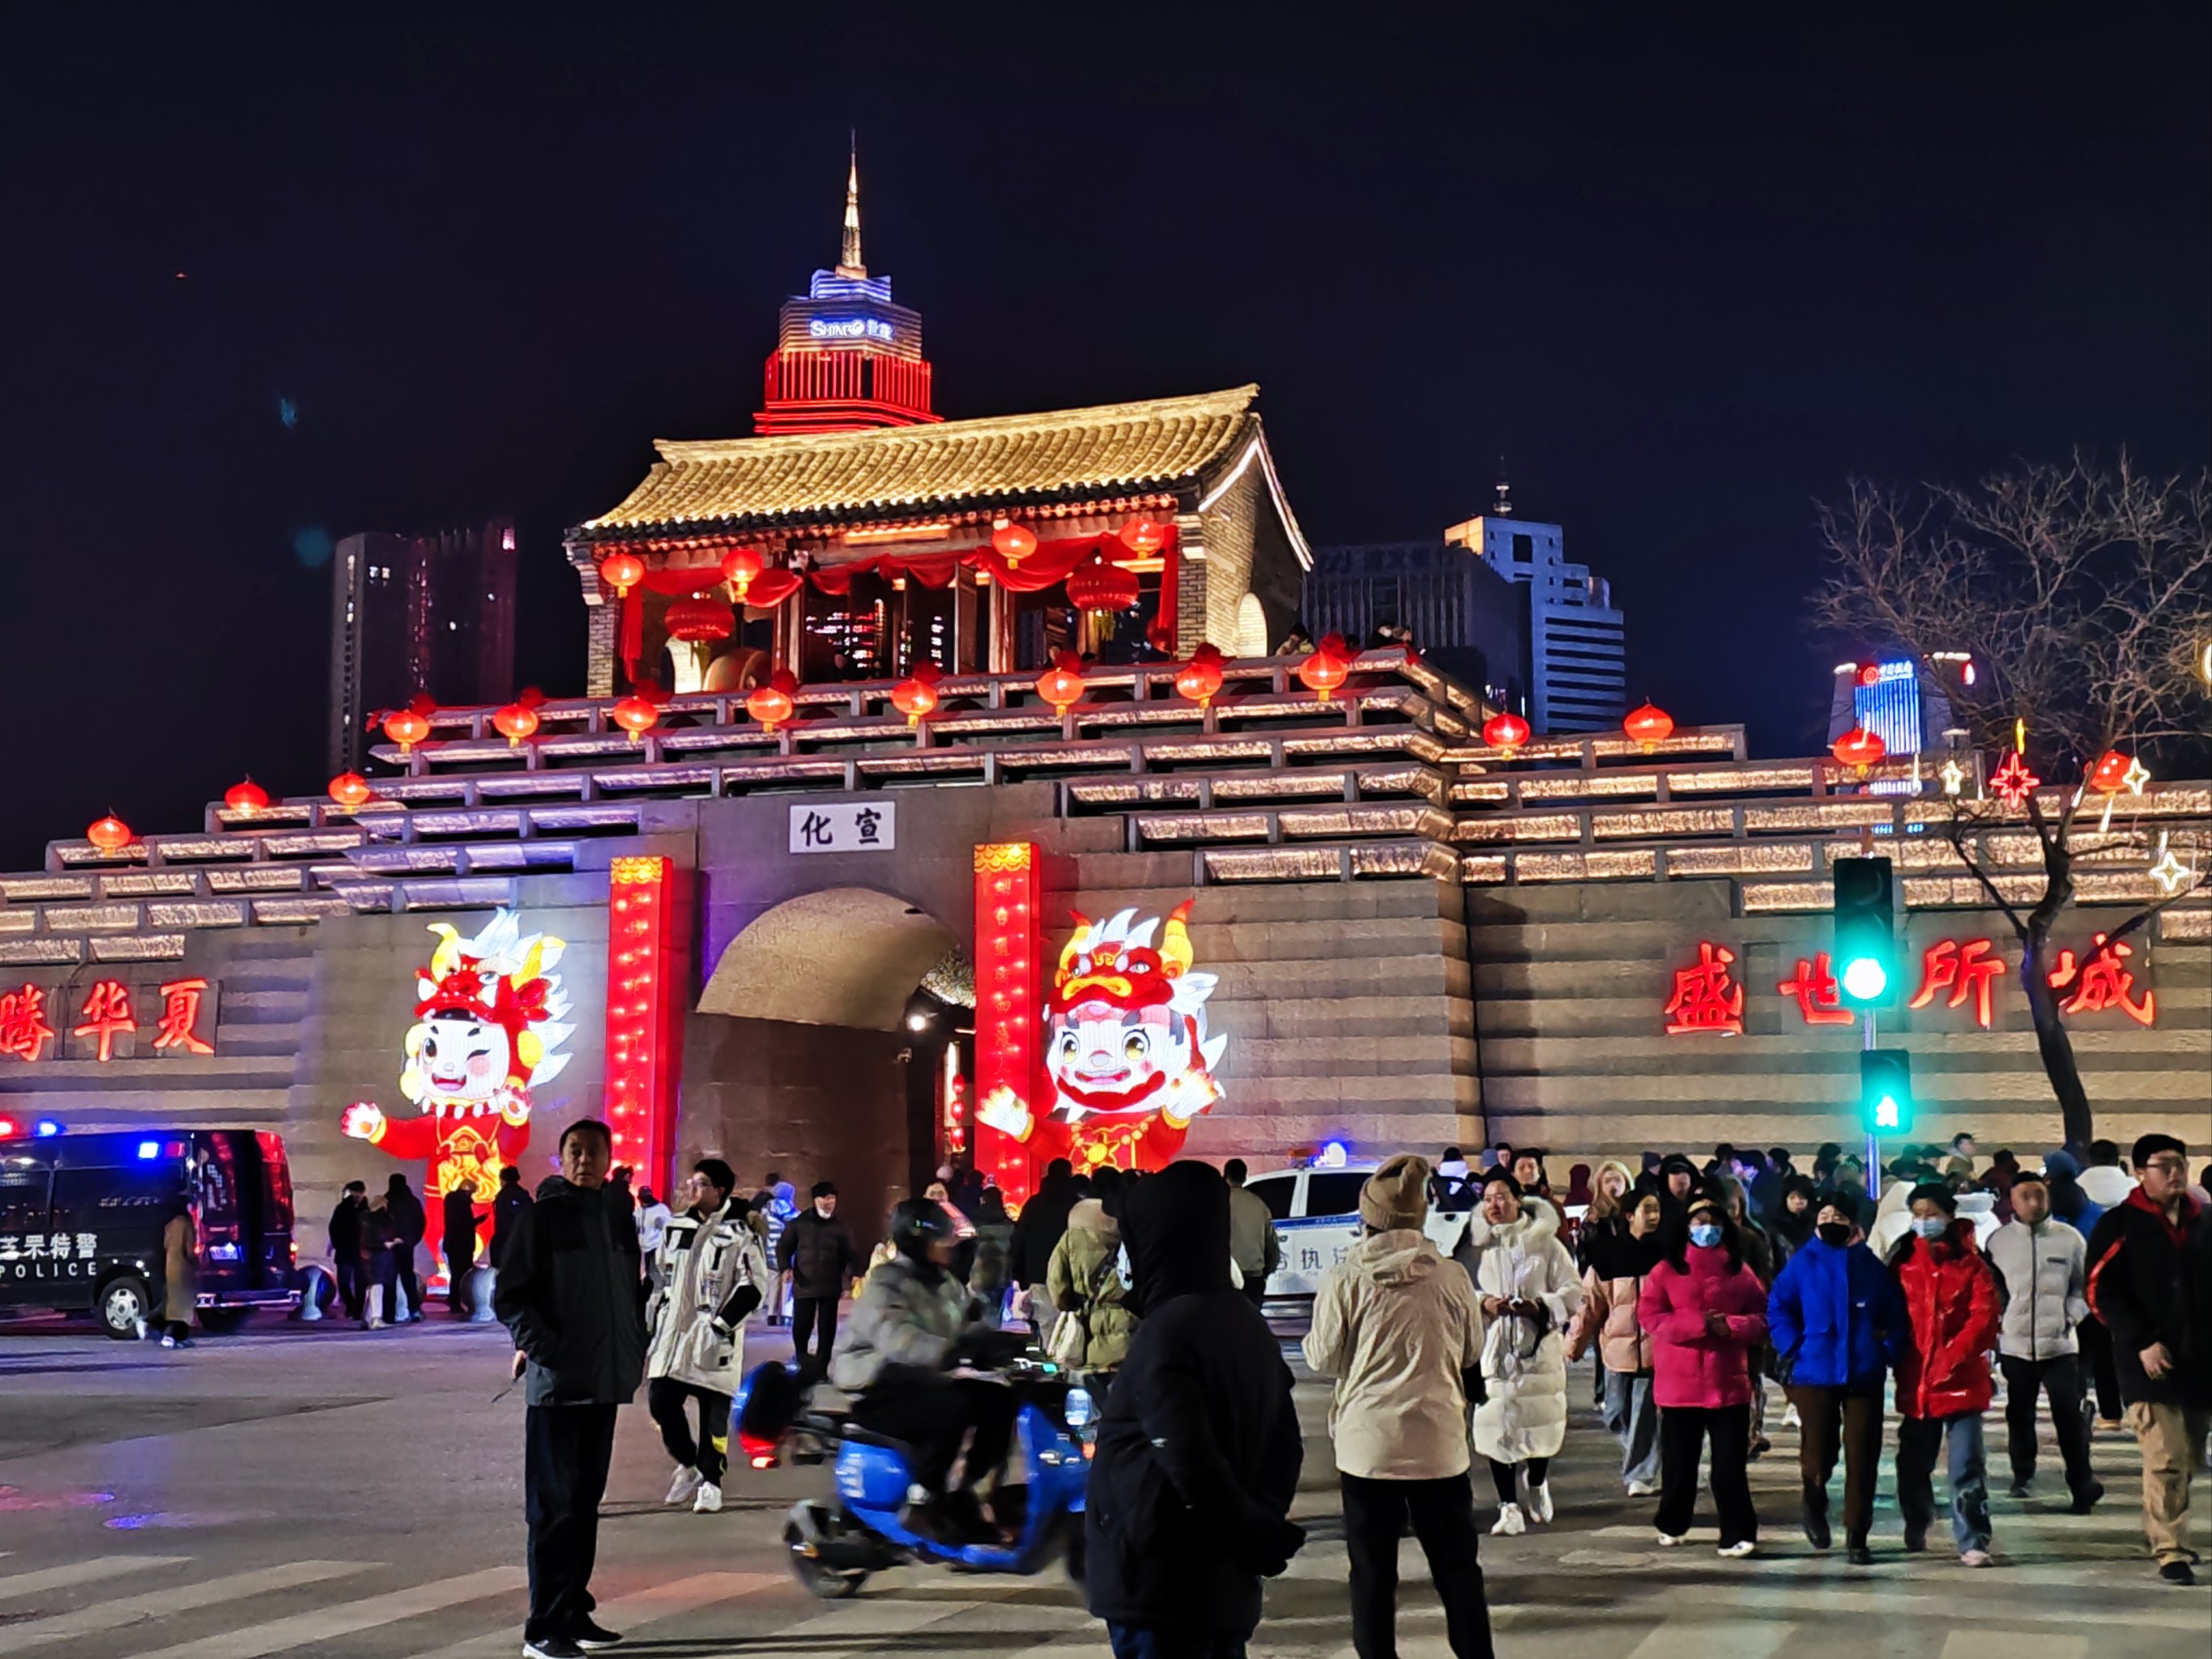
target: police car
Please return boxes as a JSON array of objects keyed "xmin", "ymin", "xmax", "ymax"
[{"xmin": 1246, "ymin": 1145, "xmax": 1475, "ymax": 1301}]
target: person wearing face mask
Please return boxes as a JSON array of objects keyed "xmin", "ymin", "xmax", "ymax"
[
  {"xmin": 1639, "ymin": 1194, "xmax": 1770, "ymax": 1555},
  {"xmin": 1889, "ymin": 1183, "xmax": 2002, "ymax": 1566},
  {"xmin": 646, "ymin": 1158, "xmax": 769, "ymax": 1516},
  {"xmin": 1566, "ymin": 1188, "xmax": 1665, "ymax": 1496},
  {"xmin": 1767, "ymin": 1193, "xmax": 1907, "ymax": 1563},
  {"xmin": 1985, "ymin": 1167, "xmax": 2102, "ymax": 1512}
]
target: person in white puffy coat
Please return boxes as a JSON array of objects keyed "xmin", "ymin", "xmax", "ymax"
[
  {"xmin": 1454, "ymin": 1169, "xmax": 1583, "ymax": 1535},
  {"xmin": 646, "ymin": 1159, "xmax": 769, "ymax": 1514}
]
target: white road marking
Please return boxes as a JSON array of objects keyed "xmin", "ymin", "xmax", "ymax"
[
  {"xmin": 1941, "ymin": 1634, "xmax": 2087, "ymax": 1659},
  {"xmin": 1625, "ymin": 1621, "xmax": 1796, "ymax": 1659},
  {"xmin": 687, "ymin": 1581, "xmax": 1035, "ymax": 1654},
  {"xmin": 126, "ymin": 1565, "xmax": 524, "ymax": 1659},
  {"xmin": 399, "ymin": 1569, "xmax": 787, "ymax": 1659},
  {"xmin": 0, "ymin": 1560, "xmax": 366, "ymax": 1654},
  {"xmin": 0, "ymin": 1557, "xmax": 190, "ymax": 1599}
]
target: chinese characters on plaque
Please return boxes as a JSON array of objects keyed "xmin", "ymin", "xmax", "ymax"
[
  {"xmin": 788, "ymin": 801, "xmax": 897, "ymax": 855},
  {"xmin": 1658, "ymin": 936, "xmax": 2156, "ymax": 1033},
  {"xmin": 0, "ymin": 977, "xmax": 219, "ymax": 1064}
]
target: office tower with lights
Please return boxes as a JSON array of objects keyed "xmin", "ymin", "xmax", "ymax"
[{"xmin": 1443, "ymin": 494, "xmax": 1627, "ymax": 734}]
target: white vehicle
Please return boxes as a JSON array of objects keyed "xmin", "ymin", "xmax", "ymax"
[{"xmin": 1245, "ymin": 1147, "xmax": 1476, "ymax": 1301}]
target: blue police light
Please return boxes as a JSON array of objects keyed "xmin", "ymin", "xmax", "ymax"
[
  {"xmin": 1315, "ymin": 1141, "xmax": 1350, "ymax": 1169},
  {"xmin": 137, "ymin": 1140, "xmax": 161, "ymax": 1161},
  {"xmin": 33, "ymin": 1119, "xmax": 62, "ymax": 1137}
]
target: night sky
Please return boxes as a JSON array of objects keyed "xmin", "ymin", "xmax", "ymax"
[{"xmin": 2, "ymin": 5, "xmax": 2205, "ymax": 868}]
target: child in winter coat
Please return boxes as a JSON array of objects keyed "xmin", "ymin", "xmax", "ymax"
[{"xmin": 1890, "ymin": 1183, "xmax": 2002, "ymax": 1566}]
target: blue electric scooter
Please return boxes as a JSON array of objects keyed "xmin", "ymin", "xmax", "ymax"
[{"xmin": 736, "ymin": 1357, "xmax": 1095, "ymax": 1598}]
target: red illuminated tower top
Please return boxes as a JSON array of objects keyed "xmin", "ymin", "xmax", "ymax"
[{"xmin": 753, "ymin": 147, "xmax": 940, "ymax": 436}]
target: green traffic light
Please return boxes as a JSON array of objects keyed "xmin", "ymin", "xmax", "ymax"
[
  {"xmin": 1840, "ymin": 957, "xmax": 1888, "ymax": 1001},
  {"xmin": 1875, "ymin": 1094, "xmax": 1900, "ymax": 1129}
]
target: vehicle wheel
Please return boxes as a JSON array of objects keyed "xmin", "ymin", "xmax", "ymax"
[
  {"xmin": 97, "ymin": 1275, "xmax": 153, "ymax": 1340},
  {"xmin": 783, "ymin": 1502, "xmax": 867, "ymax": 1600},
  {"xmin": 196, "ymin": 1308, "xmax": 249, "ymax": 1334}
]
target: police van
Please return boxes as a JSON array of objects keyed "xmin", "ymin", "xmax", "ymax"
[
  {"xmin": 1246, "ymin": 1145, "xmax": 1476, "ymax": 1301},
  {"xmin": 0, "ymin": 1121, "xmax": 300, "ymax": 1337}
]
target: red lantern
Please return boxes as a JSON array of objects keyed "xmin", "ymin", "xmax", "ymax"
[
  {"xmin": 1298, "ymin": 633, "xmax": 1352, "ymax": 702},
  {"xmin": 1119, "ymin": 517, "xmax": 1167, "ymax": 555},
  {"xmin": 664, "ymin": 593, "xmax": 735, "ymax": 643},
  {"xmin": 1174, "ymin": 643, "xmax": 1226, "ymax": 710},
  {"xmin": 720, "ymin": 546, "xmax": 765, "ymax": 605},
  {"xmin": 224, "ymin": 779, "xmax": 269, "ymax": 816},
  {"xmin": 381, "ymin": 703, "xmax": 431, "ymax": 754},
  {"xmin": 492, "ymin": 694, "xmax": 542, "ymax": 748},
  {"xmin": 599, "ymin": 551, "xmax": 645, "ymax": 597},
  {"xmin": 611, "ymin": 694, "xmax": 659, "ymax": 742},
  {"xmin": 86, "ymin": 814, "xmax": 132, "ymax": 852},
  {"xmin": 1482, "ymin": 710, "xmax": 1532, "ymax": 755},
  {"xmin": 1037, "ymin": 651, "xmax": 1085, "ymax": 715},
  {"xmin": 2088, "ymin": 748, "xmax": 2132, "ymax": 794},
  {"xmin": 1623, "ymin": 702, "xmax": 1675, "ymax": 752},
  {"xmin": 991, "ymin": 522, "xmax": 1038, "ymax": 567},
  {"xmin": 1831, "ymin": 726, "xmax": 1887, "ymax": 774},
  {"xmin": 747, "ymin": 668, "xmax": 799, "ymax": 734},
  {"xmin": 891, "ymin": 663, "xmax": 941, "ymax": 727},
  {"xmin": 328, "ymin": 773, "xmax": 373, "ymax": 809},
  {"xmin": 1065, "ymin": 552, "xmax": 1140, "ymax": 614}
]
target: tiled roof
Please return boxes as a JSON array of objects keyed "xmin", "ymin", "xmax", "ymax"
[{"xmin": 578, "ymin": 385, "xmax": 1259, "ymax": 539}]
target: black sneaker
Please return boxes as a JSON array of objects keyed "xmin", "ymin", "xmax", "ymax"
[
  {"xmin": 523, "ymin": 1637, "xmax": 586, "ymax": 1659},
  {"xmin": 2069, "ymin": 1481, "xmax": 2105, "ymax": 1513},
  {"xmin": 1847, "ymin": 1542, "xmax": 1874, "ymax": 1566},
  {"xmin": 2159, "ymin": 1560, "xmax": 2196, "ymax": 1586},
  {"xmin": 2006, "ymin": 1478, "xmax": 2031, "ymax": 1499},
  {"xmin": 1803, "ymin": 1500, "xmax": 1832, "ymax": 1552},
  {"xmin": 1903, "ymin": 1525, "xmax": 1929, "ymax": 1554},
  {"xmin": 572, "ymin": 1618, "xmax": 624, "ymax": 1650}
]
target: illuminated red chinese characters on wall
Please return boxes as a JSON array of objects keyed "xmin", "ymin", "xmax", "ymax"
[
  {"xmin": 1777, "ymin": 953, "xmax": 1854, "ymax": 1026},
  {"xmin": 1664, "ymin": 942, "xmax": 1745, "ymax": 1035},
  {"xmin": 0, "ymin": 978, "xmax": 218, "ymax": 1063},
  {"xmin": 1911, "ymin": 939, "xmax": 2009, "ymax": 1030},
  {"xmin": 2048, "ymin": 932, "xmax": 2155, "ymax": 1026}
]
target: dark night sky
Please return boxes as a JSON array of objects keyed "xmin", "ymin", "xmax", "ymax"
[{"xmin": 2, "ymin": 4, "xmax": 2206, "ymax": 868}]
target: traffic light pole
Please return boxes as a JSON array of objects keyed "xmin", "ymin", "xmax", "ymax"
[{"xmin": 1862, "ymin": 1009, "xmax": 1880, "ymax": 1202}]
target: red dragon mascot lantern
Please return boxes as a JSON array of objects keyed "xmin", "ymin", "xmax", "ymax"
[
  {"xmin": 339, "ymin": 914, "xmax": 573, "ymax": 1255},
  {"xmin": 977, "ymin": 901, "xmax": 1228, "ymax": 1177}
]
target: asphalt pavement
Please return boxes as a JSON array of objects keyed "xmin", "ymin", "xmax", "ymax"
[{"xmin": 0, "ymin": 1311, "xmax": 2206, "ymax": 1658}]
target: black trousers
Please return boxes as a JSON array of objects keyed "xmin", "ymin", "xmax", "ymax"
[
  {"xmin": 1485, "ymin": 1456, "xmax": 1548, "ymax": 1503},
  {"xmin": 524, "ymin": 1403, "xmax": 616, "ymax": 1643},
  {"xmin": 1655, "ymin": 1402, "xmax": 1757, "ymax": 1546},
  {"xmin": 1341, "ymin": 1471, "xmax": 1496, "ymax": 1659},
  {"xmin": 791, "ymin": 1296, "xmax": 839, "ymax": 1375},
  {"xmin": 850, "ymin": 1374, "xmax": 1020, "ymax": 1495},
  {"xmin": 2001, "ymin": 1354, "xmax": 2098, "ymax": 1498},
  {"xmin": 2078, "ymin": 1316, "xmax": 2123, "ymax": 1420},
  {"xmin": 650, "ymin": 1378, "xmax": 732, "ymax": 1483},
  {"xmin": 1238, "ymin": 1278, "xmax": 1268, "ymax": 1311},
  {"xmin": 334, "ymin": 1258, "xmax": 365, "ymax": 1320},
  {"xmin": 366, "ymin": 1250, "xmax": 399, "ymax": 1322},
  {"xmin": 394, "ymin": 1247, "xmax": 423, "ymax": 1320}
]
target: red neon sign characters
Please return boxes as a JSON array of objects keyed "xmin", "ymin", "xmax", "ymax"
[
  {"xmin": 1664, "ymin": 942, "xmax": 1745, "ymax": 1036},
  {"xmin": 1778, "ymin": 953, "xmax": 1856, "ymax": 1026},
  {"xmin": 1910, "ymin": 939, "xmax": 2009, "ymax": 1030},
  {"xmin": 72, "ymin": 980, "xmax": 136, "ymax": 1063},
  {"xmin": 2048, "ymin": 932, "xmax": 2155, "ymax": 1026},
  {"xmin": 0, "ymin": 984, "xmax": 57, "ymax": 1063}
]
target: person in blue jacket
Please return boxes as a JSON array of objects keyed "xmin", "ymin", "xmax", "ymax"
[{"xmin": 1768, "ymin": 1190, "xmax": 1908, "ymax": 1564}]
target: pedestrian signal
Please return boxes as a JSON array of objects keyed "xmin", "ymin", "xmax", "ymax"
[
  {"xmin": 1832, "ymin": 856, "xmax": 1898, "ymax": 1008},
  {"xmin": 1860, "ymin": 1048, "xmax": 1913, "ymax": 1137}
]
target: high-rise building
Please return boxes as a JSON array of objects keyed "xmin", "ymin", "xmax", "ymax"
[
  {"xmin": 1445, "ymin": 492, "xmax": 1626, "ymax": 734},
  {"xmin": 1302, "ymin": 541, "xmax": 1524, "ymax": 710},
  {"xmin": 753, "ymin": 148, "xmax": 939, "ymax": 436},
  {"xmin": 1826, "ymin": 653, "xmax": 1969, "ymax": 753},
  {"xmin": 328, "ymin": 519, "xmax": 517, "ymax": 771}
]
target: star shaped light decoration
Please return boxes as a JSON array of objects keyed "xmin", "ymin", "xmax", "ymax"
[
  {"xmin": 2122, "ymin": 757, "xmax": 2152, "ymax": 796},
  {"xmin": 1990, "ymin": 750, "xmax": 2040, "ymax": 809},
  {"xmin": 1939, "ymin": 757, "xmax": 1966, "ymax": 797},
  {"xmin": 2149, "ymin": 834, "xmax": 2194, "ymax": 898}
]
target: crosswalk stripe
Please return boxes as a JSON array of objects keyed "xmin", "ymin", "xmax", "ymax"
[
  {"xmin": 1625, "ymin": 1621, "xmax": 1796, "ymax": 1659},
  {"xmin": 126, "ymin": 1565, "xmax": 525, "ymax": 1659},
  {"xmin": 0, "ymin": 1560, "xmax": 366, "ymax": 1654},
  {"xmin": 0, "ymin": 1557, "xmax": 190, "ymax": 1599},
  {"xmin": 1941, "ymin": 1633, "xmax": 2086, "ymax": 1659},
  {"xmin": 399, "ymin": 1570, "xmax": 787, "ymax": 1659},
  {"xmin": 1730, "ymin": 1584, "xmax": 2208, "ymax": 1630},
  {"xmin": 687, "ymin": 1582, "xmax": 1030, "ymax": 1654}
]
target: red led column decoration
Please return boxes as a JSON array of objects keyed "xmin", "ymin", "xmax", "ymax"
[
  {"xmin": 972, "ymin": 842, "xmax": 1041, "ymax": 1208},
  {"xmin": 604, "ymin": 855, "xmax": 688, "ymax": 1192}
]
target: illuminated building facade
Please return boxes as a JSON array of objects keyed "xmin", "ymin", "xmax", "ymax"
[
  {"xmin": 1445, "ymin": 509, "xmax": 1626, "ymax": 734},
  {"xmin": 1303, "ymin": 539, "xmax": 1525, "ymax": 710},
  {"xmin": 1826, "ymin": 653, "xmax": 1968, "ymax": 754}
]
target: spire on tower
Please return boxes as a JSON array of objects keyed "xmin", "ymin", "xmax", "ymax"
[
  {"xmin": 836, "ymin": 136, "xmax": 866, "ymax": 279},
  {"xmin": 1494, "ymin": 454, "xmax": 1514, "ymax": 516}
]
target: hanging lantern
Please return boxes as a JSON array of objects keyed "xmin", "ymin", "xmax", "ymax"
[
  {"xmin": 599, "ymin": 551, "xmax": 645, "ymax": 597},
  {"xmin": 747, "ymin": 668, "xmax": 799, "ymax": 734},
  {"xmin": 1482, "ymin": 710, "xmax": 1532, "ymax": 755},
  {"xmin": 492, "ymin": 697, "xmax": 541, "ymax": 748},
  {"xmin": 86, "ymin": 814, "xmax": 132, "ymax": 853},
  {"xmin": 381, "ymin": 702, "xmax": 432, "ymax": 755},
  {"xmin": 891, "ymin": 663, "xmax": 941, "ymax": 727},
  {"xmin": 1174, "ymin": 643, "xmax": 1226, "ymax": 710},
  {"xmin": 720, "ymin": 546, "xmax": 765, "ymax": 605},
  {"xmin": 328, "ymin": 772, "xmax": 373, "ymax": 809},
  {"xmin": 1831, "ymin": 726, "xmax": 1887, "ymax": 775},
  {"xmin": 1037, "ymin": 650, "xmax": 1085, "ymax": 716},
  {"xmin": 224, "ymin": 778, "xmax": 270, "ymax": 816},
  {"xmin": 611, "ymin": 693, "xmax": 659, "ymax": 742},
  {"xmin": 991, "ymin": 522, "xmax": 1038, "ymax": 567},
  {"xmin": 1065, "ymin": 552, "xmax": 1141, "ymax": 614},
  {"xmin": 1119, "ymin": 517, "xmax": 1167, "ymax": 555},
  {"xmin": 664, "ymin": 592, "xmax": 735, "ymax": 642},
  {"xmin": 2087, "ymin": 748, "xmax": 2132, "ymax": 795},
  {"xmin": 1298, "ymin": 633, "xmax": 1352, "ymax": 702},
  {"xmin": 1623, "ymin": 702, "xmax": 1675, "ymax": 752}
]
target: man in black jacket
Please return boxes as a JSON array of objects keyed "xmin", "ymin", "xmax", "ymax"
[
  {"xmin": 327, "ymin": 1183, "xmax": 367, "ymax": 1321},
  {"xmin": 442, "ymin": 1183, "xmax": 481, "ymax": 1318},
  {"xmin": 493, "ymin": 1119, "xmax": 647, "ymax": 1659},
  {"xmin": 2085, "ymin": 1132, "xmax": 2212, "ymax": 1585},
  {"xmin": 1010, "ymin": 1158, "xmax": 1076, "ymax": 1342},
  {"xmin": 492, "ymin": 1164, "xmax": 532, "ymax": 1268},
  {"xmin": 776, "ymin": 1180, "xmax": 859, "ymax": 1378},
  {"xmin": 1085, "ymin": 1160, "xmax": 1305, "ymax": 1657},
  {"xmin": 386, "ymin": 1172, "xmax": 427, "ymax": 1323}
]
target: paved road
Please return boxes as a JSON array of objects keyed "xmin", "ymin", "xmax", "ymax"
[{"xmin": 0, "ymin": 1316, "xmax": 2206, "ymax": 1657}]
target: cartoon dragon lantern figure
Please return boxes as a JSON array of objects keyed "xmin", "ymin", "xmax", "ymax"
[
  {"xmin": 339, "ymin": 914, "xmax": 573, "ymax": 1245},
  {"xmin": 976, "ymin": 901, "xmax": 1227, "ymax": 1178}
]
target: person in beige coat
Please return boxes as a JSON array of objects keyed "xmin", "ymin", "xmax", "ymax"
[
  {"xmin": 1567, "ymin": 1188, "xmax": 1665, "ymax": 1495},
  {"xmin": 1305, "ymin": 1155, "xmax": 1494, "ymax": 1659}
]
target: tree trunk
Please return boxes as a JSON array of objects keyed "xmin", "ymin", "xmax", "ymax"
[{"xmin": 2018, "ymin": 834, "xmax": 2095, "ymax": 1158}]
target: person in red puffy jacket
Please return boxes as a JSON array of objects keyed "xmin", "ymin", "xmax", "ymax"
[
  {"xmin": 1639, "ymin": 1192, "xmax": 1771, "ymax": 1556},
  {"xmin": 1890, "ymin": 1183, "xmax": 2002, "ymax": 1565}
]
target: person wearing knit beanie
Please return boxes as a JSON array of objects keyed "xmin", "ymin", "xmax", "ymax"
[{"xmin": 1361, "ymin": 1155, "xmax": 1434, "ymax": 1233}]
